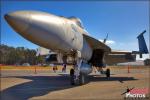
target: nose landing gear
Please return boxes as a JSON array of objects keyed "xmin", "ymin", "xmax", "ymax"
[{"xmin": 70, "ymin": 68, "xmax": 86, "ymax": 85}]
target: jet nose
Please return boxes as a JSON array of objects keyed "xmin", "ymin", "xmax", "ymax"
[{"xmin": 4, "ymin": 11, "xmax": 30, "ymax": 34}]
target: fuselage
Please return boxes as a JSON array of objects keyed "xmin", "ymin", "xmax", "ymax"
[{"xmin": 5, "ymin": 11, "xmax": 93, "ymax": 61}]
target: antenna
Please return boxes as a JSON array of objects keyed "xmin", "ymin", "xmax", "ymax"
[{"xmin": 103, "ymin": 33, "xmax": 108, "ymax": 43}]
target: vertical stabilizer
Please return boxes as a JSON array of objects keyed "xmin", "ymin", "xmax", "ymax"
[{"xmin": 137, "ymin": 30, "xmax": 148, "ymax": 54}]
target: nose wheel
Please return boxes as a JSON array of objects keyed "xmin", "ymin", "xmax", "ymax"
[{"xmin": 79, "ymin": 73, "xmax": 86, "ymax": 85}]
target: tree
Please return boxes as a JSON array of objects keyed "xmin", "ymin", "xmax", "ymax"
[{"xmin": 0, "ymin": 44, "xmax": 41, "ymax": 65}]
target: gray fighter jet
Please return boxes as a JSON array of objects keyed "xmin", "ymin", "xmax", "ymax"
[{"xmin": 4, "ymin": 11, "xmax": 148, "ymax": 85}]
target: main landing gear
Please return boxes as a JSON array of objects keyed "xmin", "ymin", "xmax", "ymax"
[
  {"xmin": 97, "ymin": 67, "xmax": 110, "ymax": 78},
  {"xmin": 105, "ymin": 68, "xmax": 110, "ymax": 78}
]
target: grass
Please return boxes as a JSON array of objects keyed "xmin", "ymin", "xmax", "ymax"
[
  {"xmin": 0, "ymin": 65, "xmax": 56, "ymax": 70},
  {"xmin": 0, "ymin": 65, "xmax": 149, "ymax": 70}
]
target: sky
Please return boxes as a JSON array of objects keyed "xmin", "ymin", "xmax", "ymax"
[{"xmin": 1, "ymin": 0, "xmax": 149, "ymax": 60}]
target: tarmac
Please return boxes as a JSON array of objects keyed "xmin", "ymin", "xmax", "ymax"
[{"xmin": 0, "ymin": 66, "xmax": 149, "ymax": 100}]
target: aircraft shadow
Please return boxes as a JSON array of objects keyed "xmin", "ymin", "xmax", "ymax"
[
  {"xmin": 1, "ymin": 75, "xmax": 137, "ymax": 100},
  {"xmin": 88, "ymin": 75, "xmax": 137, "ymax": 83}
]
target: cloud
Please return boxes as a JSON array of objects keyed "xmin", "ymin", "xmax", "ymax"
[{"xmin": 99, "ymin": 39, "xmax": 115, "ymax": 45}]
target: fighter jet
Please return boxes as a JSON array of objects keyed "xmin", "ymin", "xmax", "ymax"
[{"xmin": 4, "ymin": 10, "xmax": 148, "ymax": 85}]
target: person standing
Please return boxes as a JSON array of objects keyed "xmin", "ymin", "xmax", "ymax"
[{"xmin": 62, "ymin": 64, "xmax": 66, "ymax": 72}]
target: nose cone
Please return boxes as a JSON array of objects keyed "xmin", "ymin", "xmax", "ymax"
[
  {"xmin": 4, "ymin": 11, "xmax": 30, "ymax": 33},
  {"xmin": 4, "ymin": 11, "xmax": 68, "ymax": 51}
]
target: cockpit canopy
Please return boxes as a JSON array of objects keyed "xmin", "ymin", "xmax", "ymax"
[{"xmin": 68, "ymin": 16, "xmax": 84, "ymax": 28}]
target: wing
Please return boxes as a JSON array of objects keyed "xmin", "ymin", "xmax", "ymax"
[
  {"xmin": 83, "ymin": 30, "xmax": 149, "ymax": 65},
  {"xmin": 105, "ymin": 50, "xmax": 136, "ymax": 65},
  {"xmin": 105, "ymin": 30, "xmax": 149, "ymax": 65},
  {"xmin": 83, "ymin": 34, "xmax": 135, "ymax": 65},
  {"xmin": 83, "ymin": 34, "xmax": 111, "ymax": 52}
]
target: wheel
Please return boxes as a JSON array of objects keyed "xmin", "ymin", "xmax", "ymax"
[
  {"xmin": 79, "ymin": 73, "xmax": 85, "ymax": 85},
  {"xmin": 106, "ymin": 68, "xmax": 110, "ymax": 78},
  {"xmin": 70, "ymin": 69, "xmax": 75, "ymax": 85}
]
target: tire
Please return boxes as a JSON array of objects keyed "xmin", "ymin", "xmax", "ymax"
[
  {"xmin": 106, "ymin": 68, "xmax": 110, "ymax": 78},
  {"xmin": 79, "ymin": 73, "xmax": 85, "ymax": 85},
  {"xmin": 70, "ymin": 69, "xmax": 75, "ymax": 85}
]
